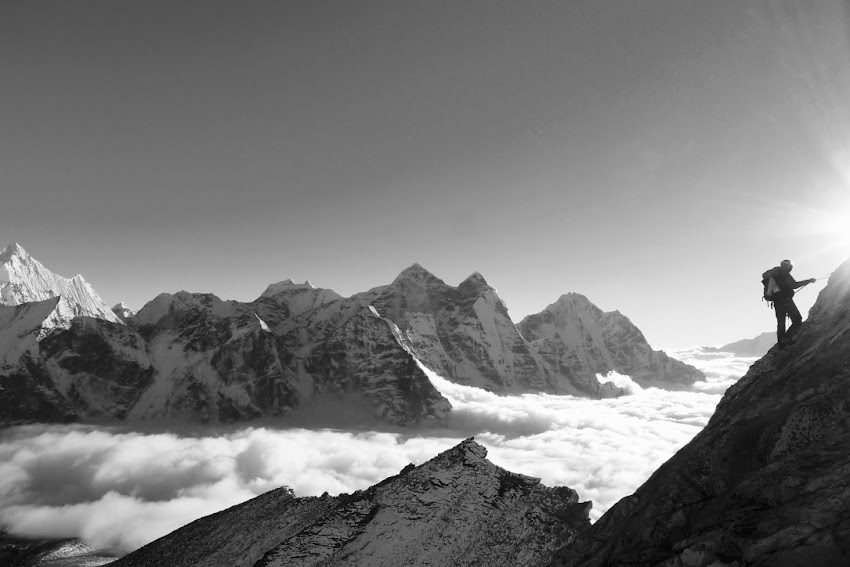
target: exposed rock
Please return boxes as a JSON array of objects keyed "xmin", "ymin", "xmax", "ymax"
[
  {"xmin": 111, "ymin": 439, "xmax": 591, "ymax": 567},
  {"xmin": 550, "ymin": 258, "xmax": 850, "ymax": 567},
  {"xmin": 519, "ymin": 293, "xmax": 703, "ymax": 389}
]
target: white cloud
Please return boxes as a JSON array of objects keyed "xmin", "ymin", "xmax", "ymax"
[{"xmin": 0, "ymin": 348, "xmax": 753, "ymax": 556}]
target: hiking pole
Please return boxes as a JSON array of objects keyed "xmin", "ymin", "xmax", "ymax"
[{"xmin": 794, "ymin": 272, "xmax": 831, "ymax": 294}]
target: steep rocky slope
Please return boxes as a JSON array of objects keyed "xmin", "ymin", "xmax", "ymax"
[
  {"xmin": 550, "ymin": 258, "xmax": 850, "ymax": 567},
  {"xmin": 112, "ymin": 438, "xmax": 590, "ymax": 567},
  {"xmin": 518, "ymin": 293, "xmax": 703, "ymax": 389}
]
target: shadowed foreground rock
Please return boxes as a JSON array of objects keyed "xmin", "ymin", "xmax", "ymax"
[
  {"xmin": 550, "ymin": 258, "xmax": 850, "ymax": 566},
  {"xmin": 112, "ymin": 438, "xmax": 590, "ymax": 567}
]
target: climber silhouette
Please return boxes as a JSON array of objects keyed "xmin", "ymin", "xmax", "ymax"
[{"xmin": 763, "ymin": 260, "xmax": 816, "ymax": 350}]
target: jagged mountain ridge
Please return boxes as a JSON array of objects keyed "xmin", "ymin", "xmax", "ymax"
[
  {"xmin": 0, "ymin": 245, "xmax": 703, "ymax": 426},
  {"xmin": 111, "ymin": 438, "xmax": 591, "ymax": 567},
  {"xmin": 550, "ymin": 256, "xmax": 850, "ymax": 567},
  {"xmin": 0, "ymin": 243, "xmax": 122, "ymax": 330}
]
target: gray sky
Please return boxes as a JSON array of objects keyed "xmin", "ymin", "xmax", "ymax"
[{"xmin": 2, "ymin": 0, "xmax": 849, "ymax": 348}]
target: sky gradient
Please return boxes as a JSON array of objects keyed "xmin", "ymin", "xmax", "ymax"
[{"xmin": 2, "ymin": 0, "xmax": 849, "ymax": 348}]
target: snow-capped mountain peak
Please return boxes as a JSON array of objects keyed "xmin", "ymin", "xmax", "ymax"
[
  {"xmin": 0, "ymin": 242, "xmax": 122, "ymax": 327},
  {"xmin": 0, "ymin": 242, "xmax": 27, "ymax": 262}
]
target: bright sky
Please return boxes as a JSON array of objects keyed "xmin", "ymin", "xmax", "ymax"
[{"xmin": 2, "ymin": 1, "xmax": 849, "ymax": 349}]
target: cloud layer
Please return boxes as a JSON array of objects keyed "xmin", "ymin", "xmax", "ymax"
[{"xmin": 0, "ymin": 347, "xmax": 754, "ymax": 556}]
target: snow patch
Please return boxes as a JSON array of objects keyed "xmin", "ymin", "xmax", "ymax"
[{"xmin": 254, "ymin": 313, "xmax": 270, "ymax": 332}]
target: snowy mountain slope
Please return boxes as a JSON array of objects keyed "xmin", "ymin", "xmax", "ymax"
[
  {"xmin": 0, "ymin": 243, "xmax": 122, "ymax": 328},
  {"xmin": 518, "ymin": 293, "xmax": 703, "ymax": 389},
  {"xmin": 112, "ymin": 439, "xmax": 591, "ymax": 567},
  {"xmin": 0, "ymin": 297, "xmax": 79, "ymax": 423},
  {"xmin": 0, "ymin": 297, "xmax": 61, "ymax": 368}
]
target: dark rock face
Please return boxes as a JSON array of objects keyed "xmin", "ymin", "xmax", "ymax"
[
  {"xmin": 550, "ymin": 259, "xmax": 850, "ymax": 567},
  {"xmin": 111, "ymin": 439, "xmax": 591, "ymax": 567},
  {"xmin": 519, "ymin": 293, "xmax": 704, "ymax": 390}
]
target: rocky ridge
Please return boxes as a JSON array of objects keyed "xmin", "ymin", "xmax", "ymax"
[
  {"xmin": 550, "ymin": 257, "xmax": 850, "ymax": 567},
  {"xmin": 111, "ymin": 438, "xmax": 591, "ymax": 567}
]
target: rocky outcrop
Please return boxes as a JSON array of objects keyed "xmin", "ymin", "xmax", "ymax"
[
  {"xmin": 550, "ymin": 258, "xmax": 850, "ymax": 567},
  {"xmin": 112, "ymin": 438, "xmax": 591, "ymax": 567},
  {"xmin": 519, "ymin": 293, "xmax": 703, "ymax": 389}
]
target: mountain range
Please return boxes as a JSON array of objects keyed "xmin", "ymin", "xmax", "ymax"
[
  {"xmin": 0, "ymin": 243, "xmax": 703, "ymax": 426},
  {"xmin": 65, "ymin": 255, "xmax": 850, "ymax": 566},
  {"xmin": 705, "ymin": 331, "xmax": 775, "ymax": 358}
]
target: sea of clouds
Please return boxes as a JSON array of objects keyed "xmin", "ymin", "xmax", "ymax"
[{"xmin": 0, "ymin": 347, "xmax": 759, "ymax": 556}]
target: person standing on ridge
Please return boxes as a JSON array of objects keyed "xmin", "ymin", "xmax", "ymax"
[{"xmin": 763, "ymin": 259, "xmax": 816, "ymax": 349}]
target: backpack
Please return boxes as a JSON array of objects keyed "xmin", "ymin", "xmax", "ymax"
[{"xmin": 762, "ymin": 269, "xmax": 781, "ymax": 303}]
